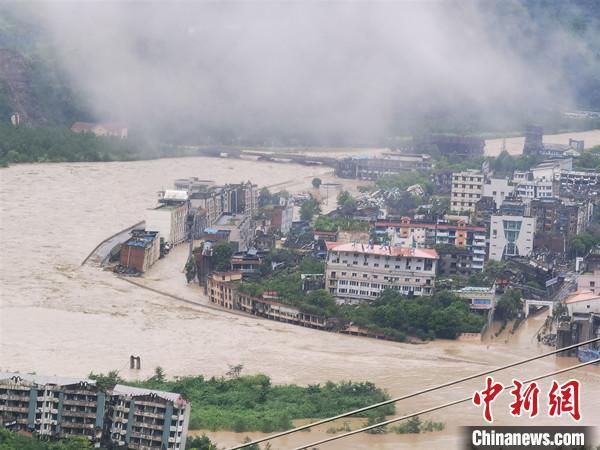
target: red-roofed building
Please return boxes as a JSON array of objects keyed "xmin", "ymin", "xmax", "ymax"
[
  {"xmin": 325, "ymin": 242, "xmax": 439, "ymax": 303},
  {"xmin": 71, "ymin": 122, "xmax": 128, "ymax": 138}
]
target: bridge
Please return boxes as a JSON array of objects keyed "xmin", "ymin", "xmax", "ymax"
[{"xmin": 523, "ymin": 299, "xmax": 555, "ymax": 318}]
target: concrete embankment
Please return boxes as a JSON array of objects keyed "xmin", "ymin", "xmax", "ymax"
[{"xmin": 81, "ymin": 221, "xmax": 145, "ymax": 266}]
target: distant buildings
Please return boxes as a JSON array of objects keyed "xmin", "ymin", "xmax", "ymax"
[
  {"xmin": 489, "ymin": 215, "xmax": 536, "ymax": 261},
  {"xmin": 522, "ymin": 125, "xmax": 583, "ymax": 158},
  {"xmin": 451, "ymin": 170, "xmax": 484, "ymax": 213},
  {"xmin": 0, "ymin": 373, "xmax": 190, "ymax": 450},
  {"xmin": 71, "ymin": 122, "xmax": 128, "ymax": 138},
  {"xmin": 411, "ymin": 134, "xmax": 485, "ymax": 157},
  {"xmin": 325, "ymin": 242, "xmax": 438, "ymax": 303},
  {"xmin": 335, "ymin": 153, "xmax": 432, "ymax": 180},
  {"xmin": 120, "ymin": 230, "xmax": 160, "ymax": 273}
]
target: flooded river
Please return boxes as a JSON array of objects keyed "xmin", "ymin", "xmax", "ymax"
[{"xmin": 1, "ymin": 157, "xmax": 599, "ymax": 449}]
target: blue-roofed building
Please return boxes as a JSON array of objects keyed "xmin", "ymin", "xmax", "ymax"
[{"xmin": 119, "ymin": 230, "xmax": 160, "ymax": 273}]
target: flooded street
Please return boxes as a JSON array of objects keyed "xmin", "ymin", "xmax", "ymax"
[{"xmin": 1, "ymin": 157, "xmax": 599, "ymax": 449}]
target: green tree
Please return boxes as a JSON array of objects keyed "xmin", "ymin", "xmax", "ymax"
[
  {"xmin": 300, "ymin": 198, "xmax": 321, "ymax": 221},
  {"xmin": 312, "ymin": 177, "xmax": 322, "ymax": 189},
  {"xmin": 495, "ymin": 289, "xmax": 523, "ymax": 320},
  {"xmin": 212, "ymin": 242, "xmax": 234, "ymax": 271}
]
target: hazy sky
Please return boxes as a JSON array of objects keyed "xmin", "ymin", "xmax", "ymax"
[{"xmin": 14, "ymin": 1, "xmax": 592, "ymax": 143}]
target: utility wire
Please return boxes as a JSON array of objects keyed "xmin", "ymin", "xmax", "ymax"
[
  {"xmin": 294, "ymin": 358, "xmax": 600, "ymax": 450},
  {"xmin": 229, "ymin": 336, "xmax": 599, "ymax": 449}
]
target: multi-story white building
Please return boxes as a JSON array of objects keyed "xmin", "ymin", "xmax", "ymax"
[
  {"xmin": 325, "ymin": 242, "xmax": 438, "ymax": 303},
  {"xmin": 451, "ymin": 170, "xmax": 484, "ymax": 213},
  {"xmin": 515, "ymin": 180, "xmax": 555, "ymax": 199},
  {"xmin": 483, "ymin": 178, "xmax": 514, "ymax": 209},
  {"xmin": 489, "ymin": 215, "xmax": 536, "ymax": 261},
  {"xmin": 146, "ymin": 202, "xmax": 188, "ymax": 246}
]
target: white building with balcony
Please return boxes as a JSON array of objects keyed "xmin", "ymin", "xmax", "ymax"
[{"xmin": 325, "ymin": 242, "xmax": 438, "ymax": 303}]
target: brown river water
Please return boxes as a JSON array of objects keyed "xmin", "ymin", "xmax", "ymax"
[{"xmin": 1, "ymin": 156, "xmax": 599, "ymax": 449}]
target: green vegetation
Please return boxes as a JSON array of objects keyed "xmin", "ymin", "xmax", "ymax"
[
  {"xmin": 0, "ymin": 428, "xmax": 90, "ymax": 450},
  {"xmin": 299, "ymin": 198, "xmax": 321, "ymax": 221},
  {"xmin": 336, "ymin": 190, "xmax": 358, "ymax": 216},
  {"xmin": 211, "ymin": 242, "xmax": 235, "ymax": 272},
  {"xmin": 569, "ymin": 225, "xmax": 600, "ymax": 257},
  {"xmin": 574, "ymin": 146, "xmax": 600, "ymax": 171},
  {"xmin": 239, "ymin": 252, "xmax": 336, "ymax": 317},
  {"xmin": 311, "ymin": 177, "xmax": 322, "ymax": 189},
  {"xmin": 488, "ymin": 151, "xmax": 543, "ymax": 177},
  {"xmin": 314, "ymin": 216, "xmax": 369, "ymax": 232},
  {"xmin": 495, "ymin": 289, "xmax": 523, "ymax": 320},
  {"xmin": 186, "ymin": 434, "xmax": 219, "ymax": 450},
  {"xmin": 390, "ymin": 416, "xmax": 445, "ymax": 434},
  {"xmin": 0, "ymin": 124, "xmax": 208, "ymax": 166},
  {"xmin": 341, "ymin": 290, "xmax": 486, "ymax": 341},
  {"xmin": 376, "ymin": 171, "xmax": 433, "ymax": 193},
  {"xmin": 88, "ymin": 371, "xmax": 394, "ymax": 433}
]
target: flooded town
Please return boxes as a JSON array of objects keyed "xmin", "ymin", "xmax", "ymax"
[{"xmin": 1, "ymin": 2, "xmax": 600, "ymax": 450}]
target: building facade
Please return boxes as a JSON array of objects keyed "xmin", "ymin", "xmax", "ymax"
[
  {"xmin": 120, "ymin": 231, "xmax": 160, "ymax": 273},
  {"xmin": 489, "ymin": 215, "xmax": 536, "ymax": 261},
  {"xmin": 109, "ymin": 385, "xmax": 190, "ymax": 450},
  {"xmin": 0, "ymin": 374, "xmax": 105, "ymax": 445},
  {"xmin": 325, "ymin": 242, "xmax": 438, "ymax": 303},
  {"xmin": 453, "ymin": 286, "xmax": 496, "ymax": 312},
  {"xmin": 335, "ymin": 154, "xmax": 432, "ymax": 180},
  {"xmin": 0, "ymin": 374, "xmax": 190, "ymax": 450},
  {"xmin": 375, "ymin": 217, "xmax": 486, "ymax": 271},
  {"xmin": 451, "ymin": 170, "xmax": 484, "ymax": 213},
  {"xmin": 207, "ymin": 271, "xmax": 243, "ymax": 309},
  {"xmin": 483, "ymin": 178, "xmax": 514, "ymax": 209}
]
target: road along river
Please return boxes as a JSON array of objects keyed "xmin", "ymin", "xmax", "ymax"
[{"xmin": 1, "ymin": 156, "xmax": 599, "ymax": 449}]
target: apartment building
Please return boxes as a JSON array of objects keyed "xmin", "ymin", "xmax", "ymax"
[
  {"xmin": 374, "ymin": 217, "xmax": 486, "ymax": 271},
  {"xmin": 489, "ymin": 215, "xmax": 536, "ymax": 261},
  {"xmin": 325, "ymin": 242, "xmax": 438, "ymax": 303},
  {"xmin": 0, "ymin": 373, "xmax": 105, "ymax": 446},
  {"xmin": 532, "ymin": 197, "xmax": 593, "ymax": 239},
  {"xmin": 451, "ymin": 170, "xmax": 484, "ymax": 213},
  {"xmin": 109, "ymin": 385, "xmax": 190, "ymax": 450},
  {"xmin": 514, "ymin": 180, "xmax": 555, "ymax": 200},
  {"xmin": 0, "ymin": 373, "xmax": 190, "ymax": 450},
  {"xmin": 207, "ymin": 271, "xmax": 243, "ymax": 309}
]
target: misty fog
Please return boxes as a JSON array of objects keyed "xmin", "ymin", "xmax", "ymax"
[{"xmin": 7, "ymin": 1, "xmax": 598, "ymax": 144}]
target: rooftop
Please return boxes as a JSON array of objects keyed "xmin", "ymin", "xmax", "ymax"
[
  {"xmin": 326, "ymin": 242, "xmax": 438, "ymax": 259},
  {"xmin": 564, "ymin": 290, "xmax": 600, "ymax": 304},
  {"xmin": 112, "ymin": 384, "xmax": 186, "ymax": 405},
  {"xmin": 0, "ymin": 372, "xmax": 96, "ymax": 387}
]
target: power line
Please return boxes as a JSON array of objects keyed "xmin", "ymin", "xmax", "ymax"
[
  {"xmin": 228, "ymin": 336, "xmax": 599, "ymax": 449},
  {"xmin": 294, "ymin": 358, "xmax": 600, "ymax": 450}
]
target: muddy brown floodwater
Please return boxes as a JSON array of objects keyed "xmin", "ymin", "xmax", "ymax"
[{"xmin": 1, "ymin": 156, "xmax": 599, "ymax": 449}]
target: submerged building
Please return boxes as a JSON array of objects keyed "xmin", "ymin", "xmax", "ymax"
[{"xmin": 0, "ymin": 373, "xmax": 190, "ymax": 450}]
